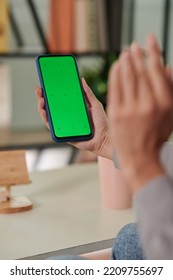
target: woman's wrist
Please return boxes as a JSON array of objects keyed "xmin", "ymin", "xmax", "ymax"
[
  {"xmin": 96, "ymin": 129, "xmax": 113, "ymax": 160},
  {"xmin": 120, "ymin": 157, "xmax": 165, "ymax": 194}
]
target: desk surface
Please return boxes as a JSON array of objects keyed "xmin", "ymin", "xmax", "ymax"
[{"xmin": 0, "ymin": 162, "xmax": 134, "ymax": 260}]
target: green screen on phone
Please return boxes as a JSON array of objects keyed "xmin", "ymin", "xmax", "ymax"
[{"xmin": 37, "ymin": 55, "xmax": 92, "ymax": 140}]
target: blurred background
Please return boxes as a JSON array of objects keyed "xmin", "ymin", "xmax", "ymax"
[{"xmin": 0, "ymin": 0, "xmax": 173, "ymax": 171}]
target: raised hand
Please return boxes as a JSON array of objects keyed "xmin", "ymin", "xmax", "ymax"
[{"xmin": 107, "ymin": 34, "xmax": 173, "ymax": 193}]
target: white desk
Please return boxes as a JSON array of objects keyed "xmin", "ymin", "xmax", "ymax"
[{"xmin": 0, "ymin": 163, "xmax": 134, "ymax": 260}]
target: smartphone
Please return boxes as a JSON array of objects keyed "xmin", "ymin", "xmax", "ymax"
[{"xmin": 36, "ymin": 55, "xmax": 93, "ymax": 142}]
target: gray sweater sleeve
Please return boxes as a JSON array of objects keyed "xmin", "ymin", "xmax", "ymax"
[
  {"xmin": 134, "ymin": 142, "xmax": 173, "ymax": 259},
  {"xmin": 113, "ymin": 142, "xmax": 173, "ymax": 259},
  {"xmin": 134, "ymin": 176, "xmax": 173, "ymax": 259}
]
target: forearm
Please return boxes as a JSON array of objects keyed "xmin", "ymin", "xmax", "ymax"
[{"xmin": 134, "ymin": 175, "xmax": 173, "ymax": 259}]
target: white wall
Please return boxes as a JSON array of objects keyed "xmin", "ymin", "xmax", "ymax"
[
  {"xmin": 134, "ymin": 0, "xmax": 164, "ymax": 46},
  {"xmin": 122, "ymin": 0, "xmax": 173, "ymax": 65}
]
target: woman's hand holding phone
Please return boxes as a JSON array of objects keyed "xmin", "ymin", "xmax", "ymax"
[{"xmin": 35, "ymin": 78, "xmax": 113, "ymax": 160}]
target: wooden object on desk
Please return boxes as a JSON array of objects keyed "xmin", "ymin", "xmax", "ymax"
[{"xmin": 0, "ymin": 150, "xmax": 32, "ymax": 213}]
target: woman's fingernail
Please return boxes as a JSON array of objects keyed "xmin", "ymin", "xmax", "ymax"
[
  {"xmin": 148, "ymin": 34, "xmax": 157, "ymax": 46},
  {"xmin": 131, "ymin": 42, "xmax": 140, "ymax": 53}
]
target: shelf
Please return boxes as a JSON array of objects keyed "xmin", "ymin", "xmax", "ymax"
[{"xmin": 0, "ymin": 126, "xmax": 62, "ymax": 150}]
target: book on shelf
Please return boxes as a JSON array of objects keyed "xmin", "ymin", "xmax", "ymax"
[
  {"xmin": 74, "ymin": 0, "xmax": 100, "ymax": 52},
  {"xmin": 88, "ymin": 0, "xmax": 99, "ymax": 52},
  {"xmin": 0, "ymin": 0, "xmax": 8, "ymax": 52},
  {"xmin": 0, "ymin": 64, "xmax": 11, "ymax": 127},
  {"xmin": 74, "ymin": 0, "xmax": 123, "ymax": 53},
  {"xmin": 47, "ymin": 0, "xmax": 74, "ymax": 53},
  {"xmin": 47, "ymin": 0, "xmax": 123, "ymax": 53},
  {"xmin": 73, "ymin": 0, "xmax": 89, "ymax": 52},
  {"xmin": 96, "ymin": 0, "xmax": 109, "ymax": 52}
]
